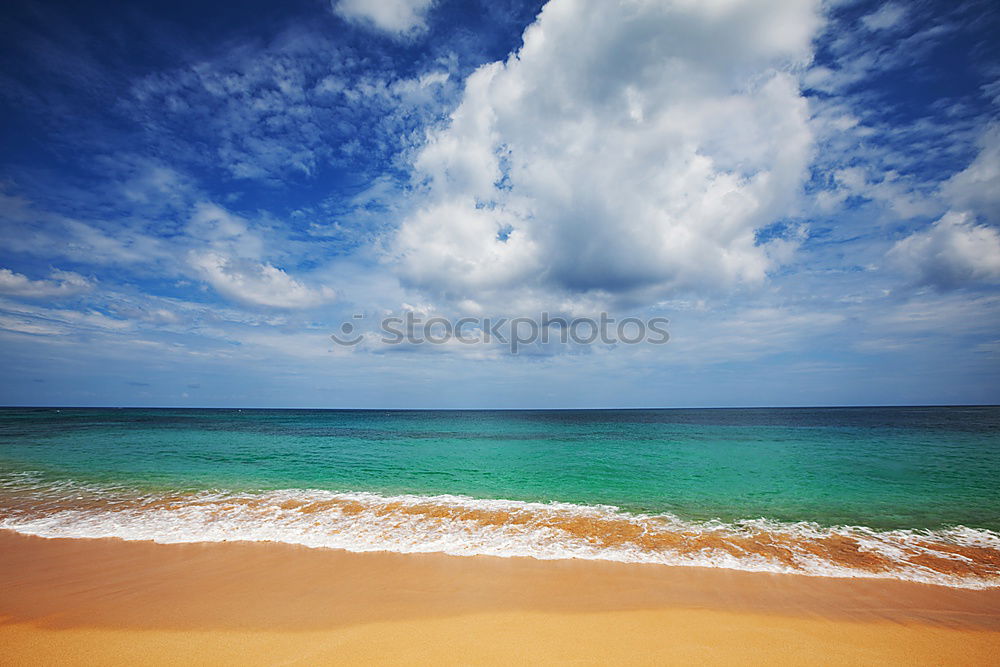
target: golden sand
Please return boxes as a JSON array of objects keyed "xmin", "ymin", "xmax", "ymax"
[{"xmin": 1, "ymin": 530, "xmax": 998, "ymax": 665}]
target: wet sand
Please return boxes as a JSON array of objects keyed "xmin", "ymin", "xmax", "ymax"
[{"xmin": 1, "ymin": 529, "xmax": 998, "ymax": 665}]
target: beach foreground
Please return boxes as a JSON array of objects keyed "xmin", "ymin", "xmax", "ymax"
[{"xmin": 1, "ymin": 530, "xmax": 998, "ymax": 665}]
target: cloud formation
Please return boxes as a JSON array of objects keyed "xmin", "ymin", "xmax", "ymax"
[
  {"xmin": 861, "ymin": 3, "xmax": 907, "ymax": 32},
  {"xmin": 942, "ymin": 123, "xmax": 1000, "ymax": 223},
  {"xmin": 886, "ymin": 123, "xmax": 1000, "ymax": 290},
  {"xmin": 1, "ymin": 0, "xmax": 998, "ymax": 407},
  {"xmin": 0, "ymin": 268, "xmax": 93, "ymax": 299},
  {"xmin": 888, "ymin": 212, "xmax": 1000, "ymax": 289},
  {"xmin": 391, "ymin": 0, "xmax": 824, "ymax": 310},
  {"xmin": 333, "ymin": 0, "xmax": 437, "ymax": 38},
  {"xmin": 189, "ymin": 252, "xmax": 336, "ymax": 309},
  {"xmin": 127, "ymin": 29, "xmax": 457, "ymax": 182}
]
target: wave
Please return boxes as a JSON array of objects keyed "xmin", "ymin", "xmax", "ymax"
[{"xmin": 1, "ymin": 476, "xmax": 998, "ymax": 589}]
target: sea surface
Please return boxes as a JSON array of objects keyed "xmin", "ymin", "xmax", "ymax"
[{"xmin": 1, "ymin": 406, "xmax": 999, "ymax": 588}]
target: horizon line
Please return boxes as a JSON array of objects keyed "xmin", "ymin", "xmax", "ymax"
[{"xmin": 2, "ymin": 403, "xmax": 998, "ymax": 411}]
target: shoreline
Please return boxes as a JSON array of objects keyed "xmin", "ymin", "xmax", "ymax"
[
  {"xmin": 5, "ymin": 485, "xmax": 998, "ymax": 590},
  {"xmin": 2, "ymin": 530, "xmax": 999, "ymax": 664}
]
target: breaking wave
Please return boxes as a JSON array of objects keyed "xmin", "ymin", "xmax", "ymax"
[{"xmin": 1, "ymin": 473, "xmax": 998, "ymax": 589}]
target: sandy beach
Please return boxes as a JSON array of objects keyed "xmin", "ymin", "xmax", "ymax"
[{"xmin": 1, "ymin": 529, "xmax": 998, "ymax": 665}]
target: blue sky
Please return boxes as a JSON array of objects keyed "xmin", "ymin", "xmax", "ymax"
[{"xmin": 0, "ymin": 0, "xmax": 998, "ymax": 408}]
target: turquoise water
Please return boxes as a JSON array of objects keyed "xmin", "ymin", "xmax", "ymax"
[
  {"xmin": 2, "ymin": 406, "xmax": 999, "ymax": 587},
  {"xmin": 2, "ymin": 406, "xmax": 998, "ymax": 529}
]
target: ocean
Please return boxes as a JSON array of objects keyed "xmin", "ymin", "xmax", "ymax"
[{"xmin": 1, "ymin": 406, "xmax": 998, "ymax": 588}]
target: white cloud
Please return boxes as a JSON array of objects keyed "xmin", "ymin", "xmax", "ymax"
[
  {"xmin": 0, "ymin": 268, "xmax": 93, "ymax": 299},
  {"xmin": 126, "ymin": 27, "xmax": 457, "ymax": 183},
  {"xmin": 880, "ymin": 123, "xmax": 1000, "ymax": 290},
  {"xmin": 391, "ymin": 0, "xmax": 824, "ymax": 310},
  {"xmin": 183, "ymin": 202, "xmax": 341, "ymax": 309},
  {"xmin": 804, "ymin": 13, "xmax": 952, "ymax": 95},
  {"xmin": 333, "ymin": 0, "xmax": 437, "ymax": 37},
  {"xmin": 860, "ymin": 3, "xmax": 907, "ymax": 32},
  {"xmin": 189, "ymin": 251, "xmax": 335, "ymax": 309},
  {"xmin": 942, "ymin": 123, "xmax": 1000, "ymax": 223},
  {"xmin": 0, "ymin": 187, "xmax": 347, "ymax": 311},
  {"xmin": 0, "ymin": 190, "xmax": 171, "ymax": 268},
  {"xmin": 888, "ymin": 212, "xmax": 1000, "ymax": 289},
  {"xmin": 0, "ymin": 299, "xmax": 132, "ymax": 337},
  {"xmin": 186, "ymin": 202, "xmax": 264, "ymax": 259},
  {"xmin": 825, "ymin": 166, "xmax": 935, "ymax": 219}
]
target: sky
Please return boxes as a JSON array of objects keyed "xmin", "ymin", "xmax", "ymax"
[{"xmin": 0, "ymin": 0, "xmax": 998, "ymax": 409}]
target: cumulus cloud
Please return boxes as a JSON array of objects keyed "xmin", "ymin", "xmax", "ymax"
[
  {"xmin": 183, "ymin": 202, "xmax": 337, "ymax": 308},
  {"xmin": 888, "ymin": 212, "xmax": 1000, "ymax": 289},
  {"xmin": 333, "ymin": 0, "xmax": 437, "ymax": 37},
  {"xmin": 189, "ymin": 251, "xmax": 335, "ymax": 309},
  {"xmin": 942, "ymin": 123, "xmax": 1000, "ymax": 223},
  {"xmin": 888, "ymin": 124, "xmax": 1000, "ymax": 290},
  {"xmin": 0, "ymin": 268, "xmax": 93, "ymax": 299},
  {"xmin": 391, "ymin": 0, "xmax": 824, "ymax": 310}
]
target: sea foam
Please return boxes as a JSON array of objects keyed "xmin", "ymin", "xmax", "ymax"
[{"xmin": 1, "ymin": 477, "xmax": 998, "ymax": 590}]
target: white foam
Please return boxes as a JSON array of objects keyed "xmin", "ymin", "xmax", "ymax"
[{"xmin": 1, "ymin": 484, "xmax": 998, "ymax": 590}]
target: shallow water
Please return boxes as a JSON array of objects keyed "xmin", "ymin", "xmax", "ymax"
[{"xmin": 2, "ymin": 406, "xmax": 998, "ymax": 587}]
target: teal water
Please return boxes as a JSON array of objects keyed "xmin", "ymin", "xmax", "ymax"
[
  {"xmin": 2, "ymin": 406, "xmax": 998, "ymax": 529},
  {"xmin": 2, "ymin": 406, "xmax": 999, "ymax": 587}
]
